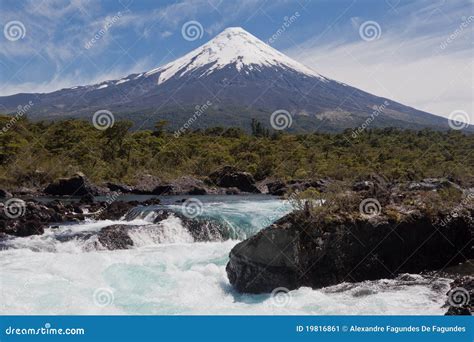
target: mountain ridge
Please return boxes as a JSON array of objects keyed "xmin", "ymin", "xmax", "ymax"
[{"xmin": 0, "ymin": 27, "xmax": 469, "ymax": 132}]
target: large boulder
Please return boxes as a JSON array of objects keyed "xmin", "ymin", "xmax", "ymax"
[
  {"xmin": 98, "ymin": 225, "xmax": 134, "ymax": 250},
  {"xmin": 44, "ymin": 172, "xmax": 104, "ymax": 196},
  {"xmin": 209, "ymin": 166, "xmax": 260, "ymax": 193},
  {"xmin": 226, "ymin": 205, "xmax": 473, "ymax": 293}
]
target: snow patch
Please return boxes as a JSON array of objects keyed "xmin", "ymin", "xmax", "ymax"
[{"xmin": 145, "ymin": 27, "xmax": 327, "ymax": 85}]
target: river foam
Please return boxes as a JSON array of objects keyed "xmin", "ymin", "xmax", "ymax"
[{"xmin": 0, "ymin": 196, "xmax": 451, "ymax": 315}]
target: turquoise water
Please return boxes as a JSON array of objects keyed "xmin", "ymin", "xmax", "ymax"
[{"xmin": 0, "ymin": 196, "xmax": 451, "ymax": 315}]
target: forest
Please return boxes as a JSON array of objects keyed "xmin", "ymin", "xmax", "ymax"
[{"xmin": 0, "ymin": 115, "xmax": 472, "ymax": 188}]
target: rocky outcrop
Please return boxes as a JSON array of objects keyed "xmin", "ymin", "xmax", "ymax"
[
  {"xmin": 150, "ymin": 209, "xmax": 225, "ymax": 241},
  {"xmin": 265, "ymin": 179, "xmax": 332, "ymax": 196},
  {"xmin": 98, "ymin": 225, "xmax": 134, "ymax": 250},
  {"xmin": 44, "ymin": 172, "xmax": 107, "ymax": 196},
  {"xmin": 209, "ymin": 166, "xmax": 260, "ymax": 193},
  {"xmin": 0, "ymin": 197, "xmax": 161, "ymax": 238},
  {"xmin": 226, "ymin": 200, "xmax": 473, "ymax": 293},
  {"xmin": 152, "ymin": 176, "xmax": 214, "ymax": 195},
  {"xmin": 445, "ymin": 277, "xmax": 473, "ymax": 315}
]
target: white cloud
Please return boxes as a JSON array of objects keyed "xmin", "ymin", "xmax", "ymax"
[{"xmin": 285, "ymin": 0, "xmax": 473, "ymax": 120}]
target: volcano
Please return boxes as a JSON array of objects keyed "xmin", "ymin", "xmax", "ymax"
[{"xmin": 0, "ymin": 27, "xmax": 459, "ymax": 132}]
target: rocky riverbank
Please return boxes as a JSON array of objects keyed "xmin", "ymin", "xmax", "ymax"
[
  {"xmin": 0, "ymin": 166, "xmax": 335, "ymax": 198},
  {"xmin": 226, "ymin": 179, "xmax": 473, "ymax": 300}
]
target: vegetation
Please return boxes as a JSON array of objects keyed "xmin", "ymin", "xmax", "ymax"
[{"xmin": 0, "ymin": 115, "xmax": 472, "ymax": 188}]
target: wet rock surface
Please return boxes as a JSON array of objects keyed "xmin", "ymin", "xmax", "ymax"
[
  {"xmin": 98, "ymin": 225, "xmax": 135, "ymax": 250},
  {"xmin": 209, "ymin": 166, "xmax": 260, "ymax": 193},
  {"xmin": 0, "ymin": 197, "xmax": 160, "ymax": 238},
  {"xmin": 227, "ymin": 181, "xmax": 474, "ymax": 293},
  {"xmin": 44, "ymin": 172, "xmax": 107, "ymax": 196}
]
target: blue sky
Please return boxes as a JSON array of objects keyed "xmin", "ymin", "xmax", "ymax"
[{"xmin": 0, "ymin": 0, "xmax": 472, "ymax": 119}]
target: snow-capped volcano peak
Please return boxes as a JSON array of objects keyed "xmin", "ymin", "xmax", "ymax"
[{"xmin": 145, "ymin": 26, "xmax": 325, "ymax": 84}]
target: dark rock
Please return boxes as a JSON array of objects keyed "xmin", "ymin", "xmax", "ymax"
[
  {"xmin": 44, "ymin": 172, "xmax": 105, "ymax": 196},
  {"xmin": 444, "ymin": 276, "xmax": 473, "ymax": 315},
  {"xmin": 188, "ymin": 186, "xmax": 207, "ymax": 195},
  {"xmin": 151, "ymin": 176, "xmax": 211, "ymax": 195},
  {"xmin": 227, "ymin": 206, "xmax": 473, "ymax": 293},
  {"xmin": 266, "ymin": 180, "xmax": 287, "ymax": 196},
  {"xmin": 106, "ymin": 182, "xmax": 134, "ymax": 193},
  {"xmin": 152, "ymin": 185, "xmax": 174, "ymax": 195},
  {"xmin": 79, "ymin": 193, "xmax": 95, "ymax": 204},
  {"xmin": 130, "ymin": 174, "xmax": 161, "ymax": 194},
  {"xmin": 352, "ymin": 181, "xmax": 374, "ymax": 192},
  {"xmin": 152, "ymin": 209, "xmax": 225, "ymax": 242},
  {"xmin": 225, "ymin": 187, "xmax": 241, "ymax": 195},
  {"xmin": 265, "ymin": 178, "xmax": 332, "ymax": 196},
  {"xmin": 0, "ymin": 189, "xmax": 12, "ymax": 198},
  {"xmin": 93, "ymin": 201, "xmax": 137, "ymax": 220},
  {"xmin": 209, "ymin": 166, "xmax": 260, "ymax": 193},
  {"xmin": 98, "ymin": 225, "xmax": 134, "ymax": 250},
  {"xmin": 14, "ymin": 220, "xmax": 44, "ymax": 237}
]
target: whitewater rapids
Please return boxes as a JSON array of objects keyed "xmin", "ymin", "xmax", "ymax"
[{"xmin": 0, "ymin": 196, "xmax": 451, "ymax": 315}]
